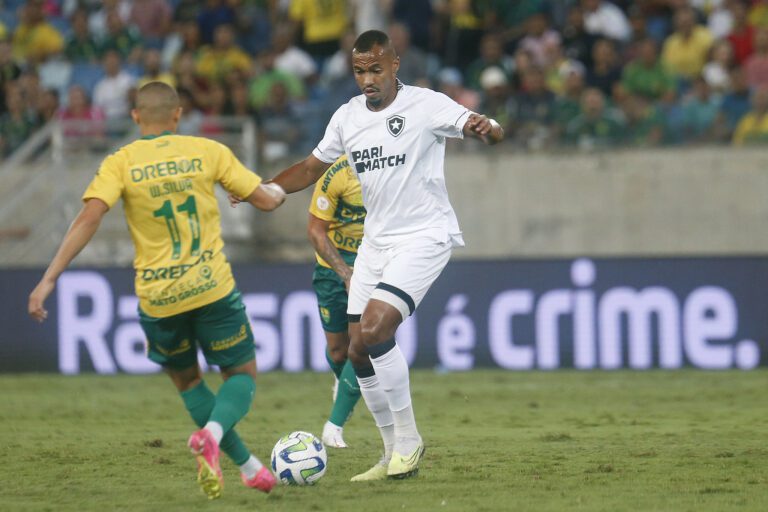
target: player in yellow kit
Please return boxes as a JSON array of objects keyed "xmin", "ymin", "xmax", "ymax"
[
  {"xmin": 307, "ymin": 155, "xmax": 366, "ymax": 448},
  {"xmin": 28, "ymin": 82, "xmax": 286, "ymax": 500}
]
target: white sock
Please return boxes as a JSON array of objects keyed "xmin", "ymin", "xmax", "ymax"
[
  {"xmin": 369, "ymin": 344, "xmax": 421, "ymax": 454},
  {"xmin": 204, "ymin": 421, "xmax": 224, "ymax": 445},
  {"xmin": 239, "ymin": 455, "xmax": 264, "ymax": 479},
  {"xmin": 357, "ymin": 374, "xmax": 395, "ymax": 461},
  {"xmin": 325, "ymin": 420, "xmax": 343, "ymax": 431}
]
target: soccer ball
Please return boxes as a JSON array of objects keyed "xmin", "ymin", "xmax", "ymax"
[{"xmin": 271, "ymin": 431, "xmax": 327, "ymax": 485}]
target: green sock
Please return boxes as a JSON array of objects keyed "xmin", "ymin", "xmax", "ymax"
[
  {"xmin": 208, "ymin": 374, "xmax": 256, "ymax": 434},
  {"xmin": 180, "ymin": 380, "xmax": 251, "ymax": 465},
  {"xmin": 329, "ymin": 359, "xmax": 361, "ymax": 427},
  {"xmin": 325, "ymin": 348, "xmax": 345, "ymax": 379}
]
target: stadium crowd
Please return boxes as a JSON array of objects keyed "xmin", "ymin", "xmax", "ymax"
[{"xmin": 3, "ymin": 0, "xmax": 768, "ymax": 158}]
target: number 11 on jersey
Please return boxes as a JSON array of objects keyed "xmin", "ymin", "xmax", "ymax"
[{"xmin": 153, "ymin": 195, "xmax": 201, "ymax": 259}]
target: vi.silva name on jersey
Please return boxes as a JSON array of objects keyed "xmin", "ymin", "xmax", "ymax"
[{"xmin": 350, "ymin": 146, "xmax": 406, "ymax": 174}]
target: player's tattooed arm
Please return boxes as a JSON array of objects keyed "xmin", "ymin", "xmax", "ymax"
[
  {"xmin": 28, "ymin": 198, "xmax": 109, "ymax": 322},
  {"xmin": 307, "ymin": 214, "xmax": 353, "ymax": 290},
  {"xmin": 464, "ymin": 113, "xmax": 505, "ymax": 145},
  {"xmin": 271, "ymin": 155, "xmax": 332, "ymax": 194},
  {"xmin": 228, "ymin": 155, "xmax": 331, "ymax": 207}
]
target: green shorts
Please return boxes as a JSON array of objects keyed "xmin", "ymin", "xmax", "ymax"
[
  {"xmin": 312, "ymin": 252, "xmax": 356, "ymax": 333},
  {"xmin": 139, "ymin": 288, "xmax": 255, "ymax": 370}
]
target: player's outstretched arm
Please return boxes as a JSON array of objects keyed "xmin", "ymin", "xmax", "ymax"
[
  {"xmin": 28, "ymin": 198, "xmax": 109, "ymax": 322},
  {"xmin": 271, "ymin": 154, "xmax": 333, "ymax": 194},
  {"xmin": 307, "ymin": 214, "xmax": 353, "ymax": 291},
  {"xmin": 463, "ymin": 113, "xmax": 505, "ymax": 145}
]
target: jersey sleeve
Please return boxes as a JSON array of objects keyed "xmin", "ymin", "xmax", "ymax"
[
  {"xmin": 308, "ymin": 165, "xmax": 342, "ymax": 222},
  {"xmin": 426, "ymin": 90, "xmax": 472, "ymax": 139},
  {"xmin": 312, "ymin": 106, "xmax": 345, "ymax": 164},
  {"xmin": 214, "ymin": 142, "xmax": 262, "ymax": 198},
  {"xmin": 82, "ymin": 151, "xmax": 126, "ymax": 208}
]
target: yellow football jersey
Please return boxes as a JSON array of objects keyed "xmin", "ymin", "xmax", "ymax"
[
  {"xmin": 289, "ymin": 0, "xmax": 348, "ymax": 44},
  {"xmin": 308, "ymin": 156, "xmax": 365, "ymax": 268},
  {"xmin": 83, "ymin": 132, "xmax": 261, "ymax": 317}
]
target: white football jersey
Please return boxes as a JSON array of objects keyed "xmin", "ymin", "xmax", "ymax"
[{"xmin": 312, "ymin": 84, "xmax": 470, "ymax": 249}]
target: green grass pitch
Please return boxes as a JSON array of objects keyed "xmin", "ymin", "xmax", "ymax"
[{"xmin": 1, "ymin": 370, "xmax": 766, "ymax": 511}]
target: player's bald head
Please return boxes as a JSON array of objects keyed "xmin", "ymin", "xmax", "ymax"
[
  {"xmin": 352, "ymin": 30, "xmax": 397, "ymax": 59},
  {"xmin": 134, "ymin": 82, "xmax": 180, "ymax": 124}
]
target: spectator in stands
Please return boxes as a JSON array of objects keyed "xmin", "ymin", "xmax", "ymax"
[
  {"xmin": 18, "ymin": 70, "xmax": 43, "ymax": 115},
  {"xmin": 389, "ymin": 22, "xmax": 429, "ymax": 87},
  {"xmin": 130, "ymin": 0, "xmax": 172, "ymax": 44},
  {"xmin": 195, "ymin": 24, "xmax": 252, "ymax": 84},
  {"xmin": 92, "ymin": 50, "xmax": 136, "ymax": 120},
  {"xmin": 160, "ymin": 19, "xmax": 201, "ymax": 69},
  {"xmin": 733, "ymin": 86, "xmax": 768, "ymax": 144},
  {"xmin": 443, "ymin": 0, "xmax": 486, "ymax": 70},
  {"xmin": 745, "ymin": 28, "xmax": 768, "ymax": 90},
  {"xmin": 36, "ymin": 88, "xmax": 59, "ymax": 123},
  {"xmin": 0, "ymin": 85, "xmax": 38, "ymax": 156},
  {"xmin": 488, "ymin": 0, "xmax": 549, "ymax": 46},
  {"xmin": 101, "ymin": 9, "xmax": 144, "ymax": 64},
  {"xmin": 197, "ymin": 0, "xmax": 236, "ymax": 45},
  {"xmin": 12, "ymin": 0, "xmax": 64, "ymax": 64},
  {"xmin": 662, "ymin": 6, "xmax": 714, "ymax": 83},
  {"xmin": 289, "ymin": 0, "xmax": 348, "ymax": 59},
  {"xmin": 519, "ymin": 12, "xmax": 562, "ymax": 69},
  {"xmin": 174, "ymin": 50, "xmax": 211, "ymax": 111},
  {"xmin": 512, "ymin": 67, "xmax": 556, "ymax": 148},
  {"xmin": 706, "ymin": 0, "xmax": 734, "ymax": 40},
  {"xmin": 622, "ymin": 38, "xmax": 676, "ymax": 102},
  {"xmin": 272, "ymin": 23, "xmax": 317, "ymax": 84},
  {"xmin": 89, "ymin": 0, "xmax": 131, "ymax": 41},
  {"xmin": 57, "ymin": 84, "xmax": 105, "ymax": 138},
  {"xmin": 176, "ymin": 88, "xmax": 203, "ymax": 135},
  {"xmin": 626, "ymin": 5, "xmax": 650, "ymax": 51},
  {"xmin": 703, "ymin": 39, "xmax": 735, "ymax": 93},
  {"xmin": 581, "ymin": 0, "xmax": 632, "ymax": 42},
  {"xmin": 621, "ymin": 94, "xmax": 664, "ymax": 147},
  {"xmin": 223, "ymin": 80, "xmax": 253, "ymax": 118},
  {"xmin": 727, "ymin": 0, "xmax": 755, "ymax": 66},
  {"xmin": 249, "ymin": 49, "xmax": 305, "ymax": 109},
  {"xmin": 257, "ymin": 81, "xmax": 304, "ymax": 160},
  {"xmin": 718, "ymin": 66, "xmax": 752, "ymax": 136},
  {"xmin": 750, "ymin": 0, "xmax": 768, "ymax": 27},
  {"xmin": 234, "ymin": 1, "xmax": 273, "ymax": 55},
  {"xmin": 172, "ymin": 0, "xmax": 203, "ymax": 23},
  {"xmin": 565, "ymin": 87, "xmax": 626, "ymax": 148},
  {"xmin": 320, "ymin": 32, "xmax": 360, "ymax": 115},
  {"xmin": 543, "ymin": 42, "xmax": 571, "ymax": 96},
  {"xmin": 65, "ymin": 9, "xmax": 99, "ymax": 63},
  {"xmin": 0, "ymin": 41, "xmax": 22, "ymax": 116},
  {"xmin": 323, "ymin": 30, "xmax": 356, "ymax": 84},
  {"xmin": 349, "ymin": 0, "xmax": 388, "ymax": 34},
  {"xmin": 478, "ymin": 66, "xmax": 514, "ymax": 140},
  {"xmin": 391, "ymin": 0, "xmax": 434, "ymax": 52},
  {"xmin": 137, "ymin": 48, "xmax": 175, "ymax": 89},
  {"xmin": 553, "ymin": 60, "xmax": 587, "ymax": 138},
  {"xmin": 436, "ymin": 67, "xmax": 480, "ymax": 111},
  {"xmin": 466, "ymin": 33, "xmax": 515, "ymax": 91},
  {"xmin": 586, "ymin": 39, "xmax": 622, "ymax": 98},
  {"xmin": 679, "ymin": 76, "xmax": 722, "ymax": 142},
  {"xmin": 561, "ymin": 5, "xmax": 597, "ymax": 69}
]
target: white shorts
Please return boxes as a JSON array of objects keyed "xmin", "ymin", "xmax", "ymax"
[{"xmin": 347, "ymin": 236, "xmax": 453, "ymax": 321}]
